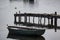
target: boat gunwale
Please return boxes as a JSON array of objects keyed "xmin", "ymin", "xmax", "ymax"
[{"xmin": 8, "ymin": 26, "xmax": 45, "ymax": 30}]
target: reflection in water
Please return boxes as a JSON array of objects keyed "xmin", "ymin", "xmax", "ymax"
[
  {"xmin": 23, "ymin": 0, "xmax": 28, "ymax": 2},
  {"xmin": 23, "ymin": 0, "xmax": 29, "ymax": 4},
  {"xmin": 23, "ymin": 0, "xmax": 36, "ymax": 8},
  {"xmin": 9, "ymin": 0, "xmax": 38, "ymax": 9},
  {"xmin": 10, "ymin": 0, "xmax": 22, "ymax": 1},
  {"xmin": 10, "ymin": 0, "xmax": 35, "ymax": 4},
  {"xmin": 23, "ymin": 0, "xmax": 34, "ymax": 4},
  {"xmin": 7, "ymin": 33, "xmax": 45, "ymax": 40},
  {"xmin": 29, "ymin": 0, "xmax": 34, "ymax": 4}
]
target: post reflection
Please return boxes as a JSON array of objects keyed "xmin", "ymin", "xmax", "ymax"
[
  {"xmin": 29, "ymin": 0, "xmax": 34, "ymax": 4},
  {"xmin": 10, "ymin": 0, "xmax": 21, "ymax": 1},
  {"xmin": 7, "ymin": 33, "xmax": 45, "ymax": 40},
  {"xmin": 23, "ymin": 0, "xmax": 28, "ymax": 2},
  {"xmin": 9, "ymin": 0, "xmax": 37, "ymax": 5},
  {"xmin": 23, "ymin": 0, "xmax": 34, "ymax": 4}
]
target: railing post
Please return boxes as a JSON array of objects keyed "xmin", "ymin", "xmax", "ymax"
[
  {"xmin": 14, "ymin": 12, "xmax": 17, "ymax": 23},
  {"xmin": 48, "ymin": 18, "xmax": 50, "ymax": 25},
  {"xmin": 24, "ymin": 13, "xmax": 27, "ymax": 23},
  {"xmin": 29, "ymin": 16, "xmax": 30, "ymax": 23},
  {"xmin": 14, "ymin": 15, "xmax": 16, "ymax": 23},
  {"xmin": 40, "ymin": 17, "xmax": 42, "ymax": 24},
  {"xmin": 38, "ymin": 17, "xmax": 42, "ymax": 24},
  {"xmin": 54, "ymin": 12, "xmax": 57, "ymax": 32},
  {"xmin": 51, "ymin": 17, "xmax": 53, "ymax": 28},
  {"xmin": 48, "ymin": 16, "xmax": 51, "ymax": 28},
  {"xmin": 19, "ymin": 11, "xmax": 21, "ymax": 23},
  {"xmin": 44, "ymin": 17, "xmax": 45, "ymax": 25},
  {"xmin": 33, "ymin": 16, "xmax": 34, "ymax": 24},
  {"xmin": 38, "ymin": 17, "xmax": 42, "ymax": 27},
  {"xmin": 38, "ymin": 17, "xmax": 39, "ymax": 27},
  {"xmin": 38, "ymin": 17, "xmax": 39, "ymax": 24}
]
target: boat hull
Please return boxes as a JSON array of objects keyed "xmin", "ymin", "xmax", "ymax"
[{"xmin": 8, "ymin": 26, "xmax": 45, "ymax": 36}]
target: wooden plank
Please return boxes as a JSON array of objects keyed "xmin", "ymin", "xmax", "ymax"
[{"xmin": 14, "ymin": 13, "xmax": 60, "ymax": 18}]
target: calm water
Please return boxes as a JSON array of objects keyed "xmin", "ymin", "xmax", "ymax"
[{"xmin": 0, "ymin": 0, "xmax": 60, "ymax": 40}]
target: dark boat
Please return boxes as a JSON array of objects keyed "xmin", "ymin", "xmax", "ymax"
[{"xmin": 7, "ymin": 26, "xmax": 45, "ymax": 36}]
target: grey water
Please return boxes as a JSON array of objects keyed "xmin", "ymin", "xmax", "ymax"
[{"xmin": 0, "ymin": 0, "xmax": 60, "ymax": 40}]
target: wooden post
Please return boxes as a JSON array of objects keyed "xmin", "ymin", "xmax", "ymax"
[
  {"xmin": 19, "ymin": 11, "xmax": 21, "ymax": 23},
  {"xmin": 54, "ymin": 12, "xmax": 57, "ymax": 32},
  {"xmin": 14, "ymin": 15, "xmax": 16, "ymax": 23},
  {"xmin": 38, "ymin": 17, "xmax": 39, "ymax": 27},
  {"xmin": 48, "ymin": 18, "xmax": 49, "ymax": 25},
  {"xmin": 33, "ymin": 17, "xmax": 34, "ymax": 24},
  {"xmin": 24, "ymin": 13, "xmax": 27, "ymax": 23},
  {"xmin": 48, "ymin": 18, "xmax": 50, "ymax": 25},
  {"xmin": 14, "ymin": 12, "xmax": 17, "ymax": 23},
  {"xmin": 38, "ymin": 17, "xmax": 39, "ymax": 24},
  {"xmin": 48, "ymin": 17, "xmax": 51, "ymax": 28},
  {"xmin": 16, "ymin": 12, "xmax": 17, "ymax": 14},
  {"xmin": 38, "ymin": 17, "xmax": 42, "ymax": 27},
  {"xmin": 51, "ymin": 17, "xmax": 53, "ymax": 28},
  {"xmin": 44, "ymin": 17, "xmax": 45, "ymax": 25},
  {"xmin": 40, "ymin": 17, "xmax": 42, "ymax": 24},
  {"xmin": 19, "ymin": 11, "xmax": 20, "ymax": 14},
  {"xmin": 29, "ymin": 16, "xmax": 30, "ymax": 23}
]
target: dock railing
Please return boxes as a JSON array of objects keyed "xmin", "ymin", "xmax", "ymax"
[{"xmin": 14, "ymin": 11, "xmax": 60, "ymax": 32}]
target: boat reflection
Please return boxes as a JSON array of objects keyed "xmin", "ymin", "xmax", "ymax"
[{"xmin": 7, "ymin": 33, "xmax": 45, "ymax": 40}]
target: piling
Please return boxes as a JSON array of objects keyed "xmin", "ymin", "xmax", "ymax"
[
  {"xmin": 14, "ymin": 12, "xmax": 17, "ymax": 23},
  {"xmin": 54, "ymin": 12, "xmax": 57, "ymax": 32},
  {"xmin": 51, "ymin": 17, "xmax": 53, "ymax": 28}
]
